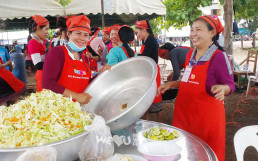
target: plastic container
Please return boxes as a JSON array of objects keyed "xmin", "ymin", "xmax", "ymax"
[
  {"xmin": 10, "ymin": 51, "xmax": 26, "ymax": 85},
  {"xmin": 137, "ymin": 142, "xmax": 182, "ymax": 161}
]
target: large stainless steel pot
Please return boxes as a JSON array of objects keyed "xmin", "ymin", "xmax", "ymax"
[
  {"xmin": 83, "ymin": 56, "xmax": 157, "ymax": 131},
  {"xmin": 0, "ymin": 130, "xmax": 89, "ymax": 161},
  {"xmin": 0, "ymin": 111, "xmax": 95, "ymax": 161}
]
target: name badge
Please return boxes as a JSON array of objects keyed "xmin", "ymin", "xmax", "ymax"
[{"xmin": 181, "ymin": 66, "xmax": 192, "ymax": 82}]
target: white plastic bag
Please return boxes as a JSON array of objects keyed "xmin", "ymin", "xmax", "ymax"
[
  {"xmin": 15, "ymin": 147, "xmax": 57, "ymax": 161},
  {"xmin": 78, "ymin": 115, "xmax": 114, "ymax": 161}
]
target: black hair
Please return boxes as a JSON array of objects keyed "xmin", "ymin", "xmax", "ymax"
[
  {"xmin": 160, "ymin": 42, "xmax": 175, "ymax": 51},
  {"xmin": 118, "ymin": 26, "xmax": 135, "ymax": 58},
  {"xmin": 27, "ymin": 18, "xmax": 47, "ymax": 42},
  {"xmin": 91, "ymin": 26, "xmax": 100, "ymax": 36},
  {"xmin": 194, "ymin": 18, "xmax": 224, "ymax": 51},
  {"xmin": 145, "ymin": 20, "xmax": 154, "ymax": 36},
  {"xmin": 57, "ymin": 17, "xmax": 67, "ymax": 32}
]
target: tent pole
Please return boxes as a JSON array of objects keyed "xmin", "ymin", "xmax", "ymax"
[
  {"xmin": 163, "ymin": 14, "xmax": 167, "ymax": 44},
  {"xmin": 7, "ymin": 31, "xmax": 9, "ymax": 45},
  {"xmin": 101, "ymin": 0, "xmax": 105, "ymax": 28},
  {"xmin": 1, "ymin": 32, "xmax": 3, "ymax": 45},
  {"xmin": 163, "ymin": 14, "xmax": 167, "ymax": 64}
]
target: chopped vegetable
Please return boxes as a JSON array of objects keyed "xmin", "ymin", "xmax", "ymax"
[
  {"xmin": 0, "ymin": 89, "xmax": 93, "ymax": 148},
  {"xmin": 120, "ymin": 103, "xmax": 128, "ymax": 112},
  {"xmin": 143, "ymin": 127, "xmax": 179, "ymax": 141},
  {"xmin": 120, "ymin": 155, "xmax": 139, "ymax": 161}
]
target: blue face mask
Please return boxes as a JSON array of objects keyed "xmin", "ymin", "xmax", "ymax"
[{"xmin": 68, "ymin": 41, "xmax": 86, "ymax": 52}]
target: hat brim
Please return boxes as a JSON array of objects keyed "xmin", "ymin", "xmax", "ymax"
[{"xmin": 68, "ymin": 26, "xmax": 91, "ymax": 35}]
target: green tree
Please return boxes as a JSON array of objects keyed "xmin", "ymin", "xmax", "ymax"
[
  {"xmin": 234, "ymin": 0, "xmax": 258, "ymax": 33},
  {"xmin": 56, "ymin": 0, "xmax": 72, "ymax": 7},
  {"xmin": 220, "ymin": 0, "xmax": 258, "ymax": 33},
  {"xmin": 152, "ymin": 0, "xmax": 212, "ymax": 34},
  {"xmin": 47, "ymin": 29, "xmax": 56, "ymax": 40}
]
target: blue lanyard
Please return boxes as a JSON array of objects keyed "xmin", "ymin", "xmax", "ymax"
[
  {"xmin": 66, "ymin": 44, "xmax": 73, "ymax": 53},
  {"xmin": 189, "ymin": 55, "xmax": 203, "ymax": 69},
  {"xmin": 31, "ymin": 34, "xmax": 44, "ymax": 45},
  {"xmin": 66, "ymin": 45, "xmax": 89, "ymax": 73}
]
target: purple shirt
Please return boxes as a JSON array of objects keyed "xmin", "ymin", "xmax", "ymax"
[
  {"xmin": 42, "ymin": 46, "xmax": 90, "ymax": 94},
  {"xmin": 190, "ymin": 51, "xmax": 235, "ymax": 96}
]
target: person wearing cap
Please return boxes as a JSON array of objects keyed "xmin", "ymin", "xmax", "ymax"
[
  {"xmin": 158, "ymin": 42, "xmax": 192, "ymax": 81},
  {"xmin": 158, "ymin": 15, "xmax": 235, "ymax": 161},
  {"xmin": 42, "ymin": 15, "xmax": 92, "ymax": 104},
  {"xmin": 49, "ymin": 17, "xmax": 69, "ymax": 50},
  {"xmin": 102, "ymin": 27, "xmax": 111, "ymax": 45},
  {"xmin": 135, "ymin": 20, "xmax": 162, "ymax": 113},
  {"xmin": 105, "ymin": 25, "xmax": 137, "ymax": 66},
  {"xmin": 102, "ymin": 24, "xmax": 120, "ymax": 65},
  {"xmin": 10, "ymin": 40, "xmax": 18, "ymax": 53},
  {"xmin": 27, "ymin": 15, "xmax": 49, "ymax": 92}
]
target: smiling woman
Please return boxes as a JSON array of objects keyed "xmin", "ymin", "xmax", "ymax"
[
  {"xmin": 27, "ymin": 15, "xmax": 49, "ymax": 92},
  {"xmin": 42, "ymin": 15, "xmax": 93, "ymax": 105},
  {"xmin": 158, "ymin": 15, "xmax": 235, "ymax": 161}
]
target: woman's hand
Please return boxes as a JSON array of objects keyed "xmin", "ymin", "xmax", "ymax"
[
  {"xmin": 99, "ymin": 64, "xmax": 111, "ymax": 74},
  {"xmin": 86, "ymin": 52, "xmax": 93, "ymax": 59},
  {"xmin": 157, "ymin": 83, "xmax": 171, "ymax": 96},
  {"xmin": 63, "ymin": 89, "xmax": 92, "ymax": 104},
  {"xmin": 0, "ymin": 63, "xmax": 5, "ymax": 68},
  {"xmin": 211, "ymin": 85, "xmax": 231, "ymax": 101},
  {"xmin": 157, "ymin": 81, "xmax": 181, "ymax": 96},
  {"xmin": 75, "ymin": 93, "xmax": 92, "ymax": 104}
]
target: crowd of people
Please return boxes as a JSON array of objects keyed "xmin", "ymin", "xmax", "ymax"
[{"xmin": 0, "ymin": 14, "xmax": 235, "ymax": 161}]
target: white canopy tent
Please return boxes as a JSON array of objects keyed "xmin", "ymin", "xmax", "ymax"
[
  {"xmin": 0, "ymin": 0, "xmax": 64, "ymax": 20},
  {"xmin": 66, "ymin": 0, "xmax": 166, "ymax": 15},
  {"xmin": 0, "ymin": 0, "xmax": 166, "ymax": 30}
]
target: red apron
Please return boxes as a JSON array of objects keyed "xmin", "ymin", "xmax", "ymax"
[
  {"xmin": 173, "ymin": 50, "xmax": 225, "ymax": 161},
  {"xmin": 86, "ymin": 37, "xmax": 98, "ymax": 72},
  {"xmin": 58, "ymin": 46, "xmax": 91, "ymax": 93},
  {"xmin": 140, "ymin": 44, "xmax": 162, "ymax": 103},
  {"xmin": 48, "ymin": 37, "xmax": 54, "ymax": 50},
  {"xmin": 139, "ymin": 45, "xmax": 145, "ymax": 55},
  {"xmin": 35, "ymin": 70, "xmax": 43, "ymax": 92},
  {"xmin": 0, "ymin": 58, "xmax": 25, "ymax": 93},
  {"xmin": 107, "ymin": 42, "xmax": 112, "ymax": 53},
  {"xmin": 177, "ymin": 46, "xmax": 193, "ymax": 68},
  {"xmin": 28, "ymin": 39, "xmax": 46, "ymax": 92},
  {"xmin": 119, "ymin": 46, "xmax": 135, "ymax": 58}
]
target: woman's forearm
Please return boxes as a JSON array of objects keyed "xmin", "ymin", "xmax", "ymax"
[
  {"xmin": 168, "ymin": 80, "xmax": 181, "ymax": 88},
  {"xmin": 222, "ymin": 84, "xmax": 231, "ymax": 96}
]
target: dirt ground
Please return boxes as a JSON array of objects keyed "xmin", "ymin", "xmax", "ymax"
[{"xmin": 16, "ymin": 40, "xmax": 258, "ymax": 161}]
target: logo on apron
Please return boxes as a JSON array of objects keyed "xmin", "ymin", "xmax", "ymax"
[{"xmin": 74, "ymin": 69, "xmax": 86, "ymax": 76}]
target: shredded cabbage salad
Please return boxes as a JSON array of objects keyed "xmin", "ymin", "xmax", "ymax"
[{"xmin": 0, "ymin": 89, "xmax": 93, "ymax": 148}]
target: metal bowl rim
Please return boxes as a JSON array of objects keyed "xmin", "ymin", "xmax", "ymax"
[
  {"xmin": 0, "ymin": 112, "xmax": 95, "ymax": 152},
  {"xmin": 85, "ymin": 56, "xmax": 157, "ymax": 124}
]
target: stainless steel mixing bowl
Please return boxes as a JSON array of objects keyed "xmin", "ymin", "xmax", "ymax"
[
  {"xmin": 83, "ymin": 56, "xmax": 157, "ymax": 131},
  {"xmin": 0, "ymin": 112, "xmax": 95, "ymax": 161},
  {"xmin": 0, "ymin": 130, "xmax": 89, "ymax": 161}
]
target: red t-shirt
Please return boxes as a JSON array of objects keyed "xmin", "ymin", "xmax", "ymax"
[{"xmin": 28, "ymin": 39, "xmax": 46, "ymax": 63}]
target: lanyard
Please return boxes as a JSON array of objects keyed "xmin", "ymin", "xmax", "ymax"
[
  {"xmin": 65, "ymin": 45, "xmax": 89, "ymax": 73},
  {"xmin": 189, "ymin": 55, "xmax": 203, "ymax": 69},
  {"xmin": 31, "ymin": 34, "xmax": 45, "ymax": 45},
  {"xmin": 66, "ymin": 44, "xmax": 73, "ymax": 54}
]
